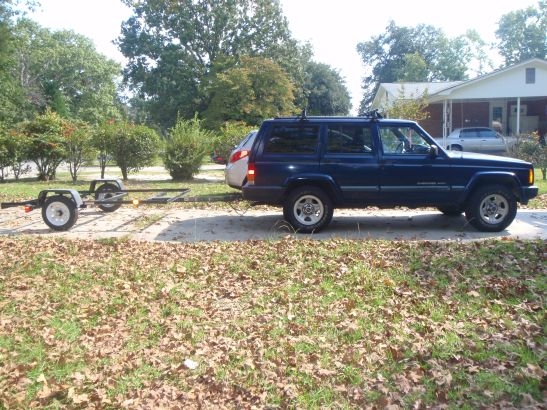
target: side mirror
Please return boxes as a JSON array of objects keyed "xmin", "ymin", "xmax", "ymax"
[{"xmin": 429, "ymin": 145, "xmax": 439, "ymax": 158}]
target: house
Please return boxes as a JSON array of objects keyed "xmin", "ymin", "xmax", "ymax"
[{"xmin": 371, "ymin": 58, "xmax": 547, "ymax": 138}]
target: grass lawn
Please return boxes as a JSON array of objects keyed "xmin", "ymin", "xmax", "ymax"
[
  {"xmin": 0, "ymin": 238, "xmax": 545, "ymax": 408},
  {"xmin": 0, "ymin": 167, "xmax": 546, "ymax": 408}
]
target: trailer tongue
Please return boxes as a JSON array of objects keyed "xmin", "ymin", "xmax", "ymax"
[{"xmin": 1, "ymin": 178, "xmax": 242, "ymax": 231}]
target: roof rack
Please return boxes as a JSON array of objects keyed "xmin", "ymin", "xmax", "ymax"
[{"xmin": 361, "ymin": 109, "xmax": 383, "ymax": 120}]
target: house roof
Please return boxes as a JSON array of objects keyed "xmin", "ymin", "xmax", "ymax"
[{"xmin": 372, "ymin": 58, "xmax": 547, "ymax": 107}]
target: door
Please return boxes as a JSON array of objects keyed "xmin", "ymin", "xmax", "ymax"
[
  {"xmin": 478, "ymin": 128, "xmax": 506, "ymax": 153},
  {"xmin": 377, "ymin": 123, "xmax": 453, "ymax": 206},
  {"xmin": 320, "ymin": 123, "xmax": 381, "ymax": 204},
  {"xmin": 458, "ymin": 128, "xmax": 481, "ymax": 151}
]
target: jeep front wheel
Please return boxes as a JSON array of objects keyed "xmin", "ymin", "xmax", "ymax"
[
  {"xmin": 465, "ymin": 185, "xmax": 517, "ymax": 232},
  {"xmin": 284, "ymin": 186, "xmax": 333, "ymax": 233}
]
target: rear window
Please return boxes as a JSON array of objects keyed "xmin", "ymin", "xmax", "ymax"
[
  {"xmin": 264, "ymin": 125, "xmax": 319, "ymax": 154},
  {"xmin": 460, "ymin": 129, "xmax": 479, "ymax": 138},
  {"xmin": 327, "ymin": 124, "xmax": 373, "ymax": 154},
  {"xmin": 478, "ymin": 129, "xmax": 497, "ymax": 138}
]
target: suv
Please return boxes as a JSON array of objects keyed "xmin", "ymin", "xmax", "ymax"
[{"xmin": 242, "ymin": 112, "xmax": 538, "ymax": 233}]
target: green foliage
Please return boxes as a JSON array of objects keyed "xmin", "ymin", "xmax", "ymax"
[
  {"xmin": 381, "ymin": 87, "xmax": 430, "ymax": 122},
  {"xmin": 203, "ymin": 56, "xmax": 295, "ymax": 128},
  {"xmin": 495, "ymin": 1, "xmax": 547, "ymax": 65},
  {"xmin": 0, "ymin": 123, "xmax": 31, "ymax": 181},
  {"xmin": 63, "ymin": 120, "xmax": 96, "ymax": 182},
  {"xmin": 508, "ymin": 132, "xmax": 547, "ymax": 179},
  {"xmin": 118, "ymin": 0, "xmax": 306, "ymax": 130},
  {"xmin": 10, "ymin": 19, "xmax": 122, "ymax": 124},
  {"xmin": 304, "ymin": 62, "xmax": 351, "ymax": 115},
  {"xmin": 356, "ymin": 21, "xmax": 482, "ymax": 112},
  {"xmin": 17, "ymin": 110, "xmax": 67, "ymax": 181},
  {"xmin": 211, "ymin": 121, "xmax": 255, "ymax": 165},
  {"xmin": 96, "ymin": 121, "xmax": 161, "ymax": 181},
  {"xmin": 163, "ymin": 116, "xmax": 211, "ymax": 180}
]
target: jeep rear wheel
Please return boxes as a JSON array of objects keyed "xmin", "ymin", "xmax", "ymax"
[
  {"xmin": 465, "ymin": 185, "xmax": 517, "ymax": 232},
  {"xmin": 284, "ymin": 186, "xmax": 333, "ymax": 233}
]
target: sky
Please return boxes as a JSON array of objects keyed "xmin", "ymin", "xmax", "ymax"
[{"xmin": 27, "ymin": 0, "xmax": 539, "ymax": 114}]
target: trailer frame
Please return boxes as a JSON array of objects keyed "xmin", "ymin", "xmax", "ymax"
[{"xmin": 1, "ymin": 178, "xmax": 243, "ymax": 231}]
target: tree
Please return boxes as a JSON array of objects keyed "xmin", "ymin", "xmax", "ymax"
[
  {"xmin": 203, "ymin": 56, "xmax": 295, "ymax": 128},
  {"xmin": 380, "ymin": 87, "xmax": 430, "ymax": 123},
  {"xmin": 11, "ymin": 19, "xmax": 123, "ymax": 123},
  {"xmin": 63, "ymin": 120, "xmax": 95, "ymax": 182},
  {"xmin": 18, "ymin": 109, "xmax": 67, "ymax": 181},
  {"xmin": 304, "ymin": 62, "xmax": 351, "ymax": 116},
  {"xmin": 0, "ymin": 1, "xmax": 35, "ymax": 125},
  {"xmin": 118, "ymin": 0, "xmax": 308, "ymax": 130},
  {"xmin": 163, "ymin": 116, "xmax": 211, "ymax": 180},
  {"xmin": 0, "ymin": 124, "xmax": 30, "ymax": 181},
  {"xmin": 96, "ymin": 121, "xmax": 160, "ymax": 181},
  {"xmin": 356, "ymin": 22, "xmax": 484, "ymax": 113},
  {"xmin": 496, "ymin": 1, "xmax": 547, "ymax": 65}
]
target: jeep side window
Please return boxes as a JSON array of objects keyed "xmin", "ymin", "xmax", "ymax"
[
  {"xmin": 379, "ymin": 125, "xmax": 432, "ymax": 155},
  {"xmin": 327, "ymin": 124, "xmax": 373, "ymax": 154},
  {"xmin": 264, "ymin": 125, "xmax": 319, "ymax": 154}
]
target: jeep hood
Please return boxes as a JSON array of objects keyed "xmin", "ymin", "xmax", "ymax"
[{"xmin": 446, "ymin": 151, "xmax": 530, "ymax": 166}]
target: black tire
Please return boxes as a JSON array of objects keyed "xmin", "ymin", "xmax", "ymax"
[
  {"xmin": 449, "ymin": 145, "xmax": 462, "ymax": 151},
  {"xmin": 283, "ymin": 186, "xmax": 333, "ymax": 233},
  {"xmin": 95, "ymin": 183, "xmax": 122, "ymax": 212},
  {"xmin": 437, "ymin": 205, "xmax": 463, "ymax": 216},
  {"xmin": 465, "ymin": 185, "xmax": 517, "ymax": 232},
  {"xmin": 41, "ymin": 195, "xmax": 79, "ymax": 231}
]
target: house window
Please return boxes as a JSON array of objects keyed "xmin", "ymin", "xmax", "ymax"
[{"xmin": 525, "ymin": 68, "xmax": 536, "ymax": 84}]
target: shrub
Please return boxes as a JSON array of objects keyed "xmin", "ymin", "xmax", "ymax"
[
  {"xmin": 163, "ymin": 116, "xmax": 211, "ymax": 180},
  {"xmin": 211, "ymin": 121, "xmax": 255, "ymax": 165},
  {"xmin": 0, "ymin": 130, "xmax": 31, "ymax": 182},
  {"xmin": 97, "ymin": 121, "xmax": 160, "ymax": 181},
  {"xmin": 18, "ymin": 110, "xmax": 67, "ymax": 181},
  {"xmin": 508, "ymin": 132, "xmax": 547, "ymax": 180}
]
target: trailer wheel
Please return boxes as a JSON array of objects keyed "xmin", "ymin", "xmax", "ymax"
[
  {"xmin": 42, "ymin": 195, "xmax": 78, "ymax": 231},
  {"xmin": 95, "ymin": 183, "xmax": 122, "ymax": 212}
]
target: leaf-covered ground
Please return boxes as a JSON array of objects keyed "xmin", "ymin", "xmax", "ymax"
[{"xmin": 0, "ymin": 237, "xmax": 545, "ymax": 409}]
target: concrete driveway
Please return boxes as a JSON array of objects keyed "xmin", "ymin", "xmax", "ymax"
[{"xmin": 1, "ymin": 205, "xmax": 546, "ymax": 242}]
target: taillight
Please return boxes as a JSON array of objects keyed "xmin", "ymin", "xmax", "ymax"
[
  {"xmin": 529, "ymin": 168, "xmax": 534, "ymax": 184},
  {"xmin": 247, "ymin": 162, "xmax": 255, "ymax": 184},
  {"xmin": 229, "ymin": 149, "xmax": 249, "ymax": 163}
]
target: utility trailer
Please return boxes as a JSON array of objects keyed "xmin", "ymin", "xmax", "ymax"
[{"xmin": 1, "ymin": 179, "xmax": 242, "ymax": 231}]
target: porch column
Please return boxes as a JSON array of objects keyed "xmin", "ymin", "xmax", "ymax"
[{"xmin": 516, "ymin": 97, "xmax": 521, "ymax": 135}]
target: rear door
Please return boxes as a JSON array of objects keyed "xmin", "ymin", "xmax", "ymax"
[
  {"xmin": 320, "ymin": 122, "xmax": 380, "ymax": 203},
  {"xmin": 478, "ymin": 128, "xmax": 505, "ymax": 153},
  {"xmin": 459, "ymin": 128, "xmax": 481, "ymax": 151}
]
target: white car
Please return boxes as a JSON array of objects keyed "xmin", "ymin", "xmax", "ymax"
[
  {"xmin": 435, "ymin": 127, "xmax": 512, "ymax": 154},
  {"xmin": 225, "ymin": 131, "xmax": 257, "ymax": 189}
]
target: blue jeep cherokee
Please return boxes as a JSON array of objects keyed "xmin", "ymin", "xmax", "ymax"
[{"xmin": 242, "ymin": 112, "xmax": 538, "ymax": 233}]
